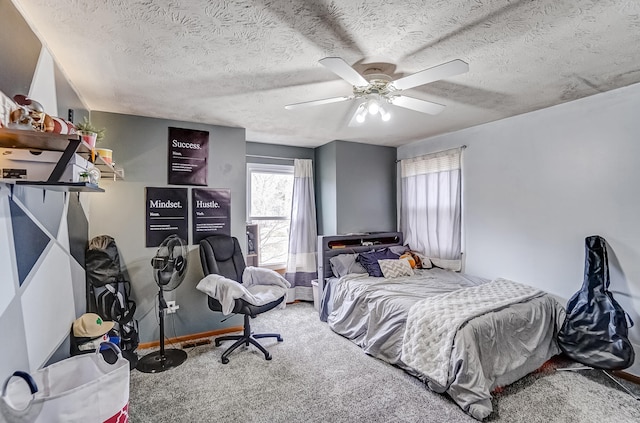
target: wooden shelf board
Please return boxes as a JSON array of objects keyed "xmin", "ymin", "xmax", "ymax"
[
  {"xmin": 13, "ymin": 180, "xmax": 105, "ymax": 192},
  {"xmin": 0, "ymin": 128, "xmax": 83, "ymax": 152},
  {"xmin": 1, "ymin": 128, "xmax": 124, "ymax": 180}
]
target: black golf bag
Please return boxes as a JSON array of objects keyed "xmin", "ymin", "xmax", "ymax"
[
  {"xmin": 86, "ymin": 235, "xmax": 139, "ymax": 364},
  {"xmin": 557, "ymin": 235, "xmax": 635, "ymax": 370}
]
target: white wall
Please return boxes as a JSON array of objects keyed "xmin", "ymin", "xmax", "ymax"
[
  {"xmin": 398, "ymin": 82, "xmax": 640, "ymax": 376},
  {"xmin": 0, "ymin": 184, "xmax": 89, "ymax": 382}
]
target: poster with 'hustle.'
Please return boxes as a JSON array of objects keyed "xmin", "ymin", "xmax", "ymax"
[{"xmin": 191, "ymin": 188, "xmax": 231, "ymax": 244}]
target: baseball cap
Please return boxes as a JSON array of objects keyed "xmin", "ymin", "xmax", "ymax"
[{"xmin": 72, "ymin": 313, "xmax": 115, "ymax": 338}]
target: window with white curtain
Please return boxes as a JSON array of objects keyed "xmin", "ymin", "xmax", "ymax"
[
  {"xmin": 400, "ymin": 148, "xmax": 462, "ymax": 267},
  {"xmin": 247, "ymin": 163, "xmax": 294, "ymax": 267}
]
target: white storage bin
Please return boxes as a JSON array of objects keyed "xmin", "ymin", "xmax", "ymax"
[
  {"xmin": 0, "ymin": 148, "xmax": 91, "ymax": 182},
  {"xmin": 312, "ymin": 279, "xmax": 319, "ymax": 310}
]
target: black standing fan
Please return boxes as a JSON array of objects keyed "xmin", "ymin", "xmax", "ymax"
[{"xmin": 137, "ymin": 235, "xmax": 189, "ymax": 373}]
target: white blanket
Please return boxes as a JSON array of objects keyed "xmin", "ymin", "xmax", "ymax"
[
  {"xmin": 196, "ymin": 267, "xmax": 291, "ymax": 315},
  {"xmin": 401, "ymin": 278, "xmax": 542, "ymax": 387}
]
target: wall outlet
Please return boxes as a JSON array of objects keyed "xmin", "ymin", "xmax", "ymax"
[{"xmin": 166, "ymin": 300, "xmax": 179, "ymax": 314}]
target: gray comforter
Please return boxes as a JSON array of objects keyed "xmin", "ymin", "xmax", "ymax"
[{"xmin": 326, "ymin": 269, "xmax": 566, "ymax": 420}]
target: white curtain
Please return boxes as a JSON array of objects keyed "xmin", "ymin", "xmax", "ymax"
[
  {"xmin": 400, "ymin": 148, "xmax": 462, "ymax": 266},
  {"xmin": 284, "ymin": 159, "xmax": 317, "ymax": 301}
]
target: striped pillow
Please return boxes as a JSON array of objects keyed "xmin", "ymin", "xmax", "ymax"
[{"xmin": 378, "ymin": 258, "xmax": 414, "ymax": 278}]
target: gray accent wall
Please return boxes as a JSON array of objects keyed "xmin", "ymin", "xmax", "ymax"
[
  {"xmin": 398, "ymin": 82, "xmax": 640, "ymax": 376},
  {"xmin": 315, "ymin": 142, "xmax": 337, "ymax": 235},
  {"xmin": 89, "ymin": 112, "xmax": 247, "ymax": 343},
  {"xmin": 316, "ymin": 140, "xmax": 396, "ymax": 235},
  {"xmin": 0, "ymin": 0, "xmax": 41, "ymax": 97}
]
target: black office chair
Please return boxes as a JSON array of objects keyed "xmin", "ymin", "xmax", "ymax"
[{"xmin": 199, "ymin": 234, "xmax": 284, "ymax": 364}]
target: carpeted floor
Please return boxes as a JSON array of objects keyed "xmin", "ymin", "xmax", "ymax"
[{"xmin": 129, "ymin": 302, "xmax": 640, "ymax": 423}]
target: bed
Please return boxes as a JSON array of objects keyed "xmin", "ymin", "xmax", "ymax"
[{"xmin": 317, "ymin": 233, "xmax": 566, "ymax": 420}]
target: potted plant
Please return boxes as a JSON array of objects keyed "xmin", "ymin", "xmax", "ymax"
[{"xmin": 75, "ymin": 117, "xmax": 105, "ymax": 148}]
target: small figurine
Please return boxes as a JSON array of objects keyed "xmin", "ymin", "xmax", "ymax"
[
  {"xmin": 8, "ymin": 105, "xmax": 34, "ymax": 130},
  {"xmin": 9, "ymin": 94, "xmax": 54, "ymax": 132}
]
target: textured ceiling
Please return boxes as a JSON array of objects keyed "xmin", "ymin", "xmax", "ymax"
[{"xmin": 12, "ymin": 0, "xmax": 640, "ymax": 148}]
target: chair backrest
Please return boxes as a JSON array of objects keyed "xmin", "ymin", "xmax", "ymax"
[{"xmin": 199, "ymin": 235, "xmax": 246, "ymax": 283}]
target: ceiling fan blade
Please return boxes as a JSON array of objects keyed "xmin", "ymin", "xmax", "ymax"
[
  {"xmin": 391, "ymin": 59, "xmax": 469, "ymax": 91},
  {"xmin": 390, "ymin": 95, "xmax": 446, "ymax": 115},
  {"xmin": 319, "ymin": 57, "xmax": 369, "ymax": 87},
  {"xmin": 285, "ymin": 96, "xmax": 352, "ymax": 110}
]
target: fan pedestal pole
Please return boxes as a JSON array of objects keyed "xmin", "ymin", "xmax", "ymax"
[{"xmin": 136, "ymin": 288, "xmax": 187, "ymax": 373}]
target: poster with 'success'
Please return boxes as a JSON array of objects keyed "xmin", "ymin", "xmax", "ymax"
[{"xmin": 168, "ymin": 127, "xmax": 209, "ymax": 186}]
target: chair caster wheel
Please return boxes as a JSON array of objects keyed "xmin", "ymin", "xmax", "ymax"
[
  {"xmin": 265, "ymin": 354, "xmax": 272, "ymax": 361},
  {"xmin": 221, "ymin": 357, "xmax": 229, "ymax": 364}
]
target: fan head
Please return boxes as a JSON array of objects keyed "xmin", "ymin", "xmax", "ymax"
[{"xmin": 151, "ymin": 234, "xmax": 188, "ymax": 291}]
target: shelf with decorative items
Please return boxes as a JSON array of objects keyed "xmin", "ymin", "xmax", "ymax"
[
  {"xmin": 0, "ymin": 128, "xmax": 123, "ymax": 191},
  {"xmin": 93, "ymin": 149, "xmax": 124, "ymax": 180}
]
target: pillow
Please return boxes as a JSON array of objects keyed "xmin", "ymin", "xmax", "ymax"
[
  {"xmin": 357, "ymin": 248, "xmax": 400, "ymax": 277},
  {"xmin": 389, "ymin": 245, "xmax": 409, "ymax": 255},
  {"xmin": 430, "ymin": 257, "xmax": 461, "ymax": 272},
  {"xmin": 410, "ymin": 251, "xmax": 433, "ymax": 269},
  {"xmin": 329, "ymin": 253, "xmax": 367, "ymax": 278},
  {"xmin": 418, "ymin": 254, "xmax": 433, "ymax": 269},
  {"xmin": 400, "ymin": 252, "xmax": 416, "ymax": 268},
  {"xmin": 378, "ymin": 258, "xmax": 414, "ymax": 278}
]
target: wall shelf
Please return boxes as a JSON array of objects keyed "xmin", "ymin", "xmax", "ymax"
[
  {"xmin": 0, "ymin": 128, "xmax": 123, "ymax": 187},
  {"xmin": 0, "ymin": 127, "xmax": 81, "ymax": 151},
  {"xmin": 14, "ymin": 181, "xmax": 104, "ymax": 192},
  {"xmin": 93, "ymin": 156, "xmax": 124, "ymax": 180}
]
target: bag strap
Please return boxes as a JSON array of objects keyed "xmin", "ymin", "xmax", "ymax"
[
  {"xmin": 1, "ymin": 371, "xmax": 39, "ymax": 416},
  {"xmin": 96, "ymin": 341, "xmax": 122, "ymax": 357},
  {"xmin": 118, "ymin": 301, "xmax": 136, "ymax": 325},
  {"xmin": 626, "ymin": 311, "xmax": 635, "ymax": 328},
  {"xmin": 2, "ymin": 371, "xmax": 38, "ymax": 397},
  {"xmin": 104, "ymin": 284, "xmax": 125, "ymax": 310}
]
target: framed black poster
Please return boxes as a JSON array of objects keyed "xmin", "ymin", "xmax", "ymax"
[
  {"xmin": 168, "ymin": 127, "xmax": 209, "ymax": 186},
  {"xmin": 192, "ymin": 188, "xmax": 231, "ymax": 244},
  {"xmin": 145, "ymin": 187, "xmax": 189, "ymax": 247}
]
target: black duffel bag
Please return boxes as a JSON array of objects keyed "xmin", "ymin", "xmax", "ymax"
[{"xmin": 557, "ymin": 235, "xmax": 635, "ymax": 370}]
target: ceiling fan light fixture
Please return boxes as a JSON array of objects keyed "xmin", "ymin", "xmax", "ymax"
[
  {"xmin": 367, "ymin": 98, "xmax": 380, "ymax": 115},
  {"xmin": 377, "ymin": 103, "xmax": 391, "ymax": 121},
  {"xmin": 356, "ymin": 107, "xmax": 367, "ymax": 123}
]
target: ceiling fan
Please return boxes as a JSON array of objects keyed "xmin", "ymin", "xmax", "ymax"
[{"xmin": 285, "ymin": 57, "xmax": 469, "ymax": 124}]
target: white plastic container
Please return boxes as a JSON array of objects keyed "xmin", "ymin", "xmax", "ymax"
[
  {"xmin": 0, "ymin": 148, "xmax": 92, "ymax": 182},
  {"xmin": 311, "ymin": 279, "xmax": 319, "ymax": 310}
]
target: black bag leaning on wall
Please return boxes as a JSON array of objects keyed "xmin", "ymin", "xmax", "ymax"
[
  {"xmin": 86, "ymin": 235, "xmax": 139, "ymax": 355},
  {"xmin": 557, "ymin": 235, "xmax": 635, "ymax": 370},
  {"xmin": 86, "ymin": 235, "xmax": 122, "ymax": 287}
]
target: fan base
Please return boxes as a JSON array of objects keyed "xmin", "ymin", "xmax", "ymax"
[{"xmin": 136, "ymin": 348, "xmax": 187, "ymax": 373}]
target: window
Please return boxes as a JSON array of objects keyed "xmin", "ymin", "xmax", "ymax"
[
  {"xmin": 247, "ymin": 163, "xmax": 294, "ymax": 267},
  {"xmin": 400, "ymin": 148, "xmax": 462, "ymax": 264}
]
